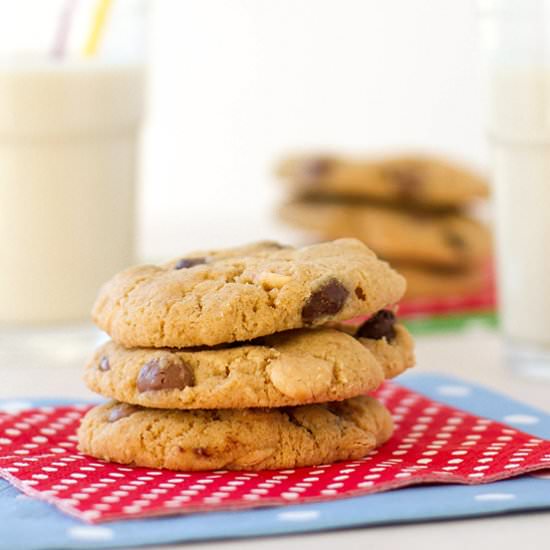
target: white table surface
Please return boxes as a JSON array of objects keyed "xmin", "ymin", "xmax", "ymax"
[{"xmin": 3, "ymin": 326, "xmax": 550, "ymax": 549}]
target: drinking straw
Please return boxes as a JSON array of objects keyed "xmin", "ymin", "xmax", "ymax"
[
  {"xmin": 51, "ymin": 0, "xmax": 78, "ymax": 58},
  {"xmin": 83, "ymin": 0, "xmax": 113, "ymax": 57}
]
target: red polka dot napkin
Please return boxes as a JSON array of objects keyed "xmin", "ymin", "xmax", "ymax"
[{"xmin": 1, "ymin": 382, "xmax": 549, "ymax": 524}]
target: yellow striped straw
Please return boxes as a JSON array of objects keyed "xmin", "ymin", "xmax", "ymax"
[{"xmin": 83, "ymin": 0, "xmax": 113, "ymax": 57}]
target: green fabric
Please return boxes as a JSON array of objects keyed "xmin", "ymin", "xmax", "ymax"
[{"xmin": 404, "ymin": 311, "xmax": 498, "ymax": 335}]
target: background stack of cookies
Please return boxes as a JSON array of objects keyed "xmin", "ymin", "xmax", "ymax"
[
  {"xmin": 277, "ymin": 154, "xmax": 491, "ymax": 300},
  {"xmin": 78, "ymin": 239, "xmax": 415, "ymax": 471}
]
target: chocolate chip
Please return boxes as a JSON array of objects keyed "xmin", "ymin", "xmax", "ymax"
[
  {"xmin": 355, "ymin": 286, "xmax": 366, "ymax": 300},
  {"xmin": 300, "ymin": 157, "xmax": 333, "ymax": 182},
  {"xmin": 137, "ymin": 356, "xmax": 195, "ymax": 392},
  {"xmin": 302, "ymin": 279, "xmax": 349, "ymax": 323},
  {"xmin": 193, "ymin": 447, "xmax": 211, "ymax": 458},
  {"xmin": 382, "ymin": 166, "xmax": 422, "ymax": 200},
  {"xmin": 174, "ymin": 257, "xmax": 206, "ymax": 270},
  {"xmin": 356, "ymin": 310, "xmax": 396, "ymax": 341},
  {"xmin": 445, "ymin": 231, "xmax": 466, "ymax": 249},
  {"xmin": 108, "ymin": 403, "xmax": 140, "ymax": 422},
  {"xmin": 98, "ymin": 356, "xmax": 110, "ymax": 372}
]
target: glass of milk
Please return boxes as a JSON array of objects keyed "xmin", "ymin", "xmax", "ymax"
[
  {"xmin": 479, "ymin": 0, "xmax": 550, "ymax": 376},
  {"xmin": 0, "ymin": 0, "xmax": 146, "ymax": 367}
]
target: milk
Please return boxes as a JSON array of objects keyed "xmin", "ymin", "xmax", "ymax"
[
  {"xmin": 0, "ymin": 59, "xmax": 144, "ymax": 323},
  {"xmin": 488, "ymin": 67, "xmax": 550, "ymax": 350}
]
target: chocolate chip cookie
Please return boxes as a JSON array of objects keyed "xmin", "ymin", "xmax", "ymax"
[
  {"xmin": 92, "ymin": 239, "xmax": 406, "ymax": 348},
  {"xmin": 279, "ymin": 200, "xmax": 491, "ymax": 269},
  {"xmin": 349, "ymin": 311, "xmax": 415, "ymax": 379},
  {"xmin": 77, "ymin": 395, "xmax": 393, "ymax": 471},
  {"xmin": 84, "ymin": 322, "xmax": 414, "ymax": 409},
  {"xmin": 395, "ymin": 263, "xmax": 487, "ymax": 299},
  {"xmin": 278, "ymin": 154, "xmax": 489, "ymax": 208}
]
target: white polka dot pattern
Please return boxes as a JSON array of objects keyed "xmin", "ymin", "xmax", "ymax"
[{"xmin": 0, "ymin": 382, "xmax": 549, "ymax": 523}]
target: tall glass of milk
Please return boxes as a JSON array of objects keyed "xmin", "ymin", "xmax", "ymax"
[
  {"xmin": 479, "ymin": 0, "xmax": 550, "ymax": 376},
  {"xmin": 0, "ymin": 0, "xmax": 146, "ymax": 367}
]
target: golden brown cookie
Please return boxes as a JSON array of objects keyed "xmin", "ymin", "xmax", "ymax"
[
  {"xmin": 278, "ymin": 200, "xmax": 491, "ymax": 269},
  {"xmin": 277, "ymin": 154, "xmax": 489, "ymax": 208},
  {"xmin": 77, "ymin": 395, "xmax": 394, "ymax": 471},
  {"xmin": 92, "ymin": 239, "xmax": 406, "ymax": 348},
  {"xmin": 330, "ymin": 311, "xmax": 415, "ymax": 380},
  {"xmin": 84, "ymin": 323, "xmax": 414, "ymax": 409},
  {"xmin": 396, "ymin": 264, "xmax": 487, "ymax": 300}
]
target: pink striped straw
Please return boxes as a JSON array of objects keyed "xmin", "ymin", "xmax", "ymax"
[{"xmin": 51, "ymin": 0, "xmax": 78, "ymax": 59}]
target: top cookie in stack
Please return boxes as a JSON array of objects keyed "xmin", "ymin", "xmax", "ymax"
[
  {"xmin": 79, "ymin": 239, "xmax": 415, "ymax": 471},
  {"xmin": 277, "ymin": 154, "xmax": 491, "ymax": 300},
  {"xmin": 92, "ymin": 239, "xmax": 406, "ymax": 348}
]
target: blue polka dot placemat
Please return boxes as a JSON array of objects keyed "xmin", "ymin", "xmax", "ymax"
[{"xmin": 2, "ymin": 373, "xmax": 550, "ymax": 550}]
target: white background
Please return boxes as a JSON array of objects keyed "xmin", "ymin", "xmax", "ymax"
[{"xmin": 141, "ymin": 0, "xmax": 488, "ymax": 259}]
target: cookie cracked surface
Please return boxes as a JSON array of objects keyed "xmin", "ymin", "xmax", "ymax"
[
  {"xmin": 92, "ymin": 239, "xmax": 406, "ymax": 348},
  {"xmin": 84, "ymin": 323, "xmax": 414, "ymax": 409},
  {"xmin": 77, "ymin": 395, "xmax": 393, "ymax": 471}
]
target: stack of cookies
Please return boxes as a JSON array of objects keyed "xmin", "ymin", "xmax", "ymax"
[
  {"xmin": 277, "ymin": 154, "xmax": 491, "ymax": 300},
  {"xmin": 78, "ymin": 239, "xmax": 415, "ymax": 471}
]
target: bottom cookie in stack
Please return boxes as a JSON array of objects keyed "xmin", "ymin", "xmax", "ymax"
[
  {"xmin": 392, "ymin": 263, "xmax": 488, "ymax": 300},
  {"xmin": 78, "ymin": 315, "xmax": 414, "ymax": 470},
  {"xmin": 78, "ymin": 396, "xmax": 393, "ymax": 471}
]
